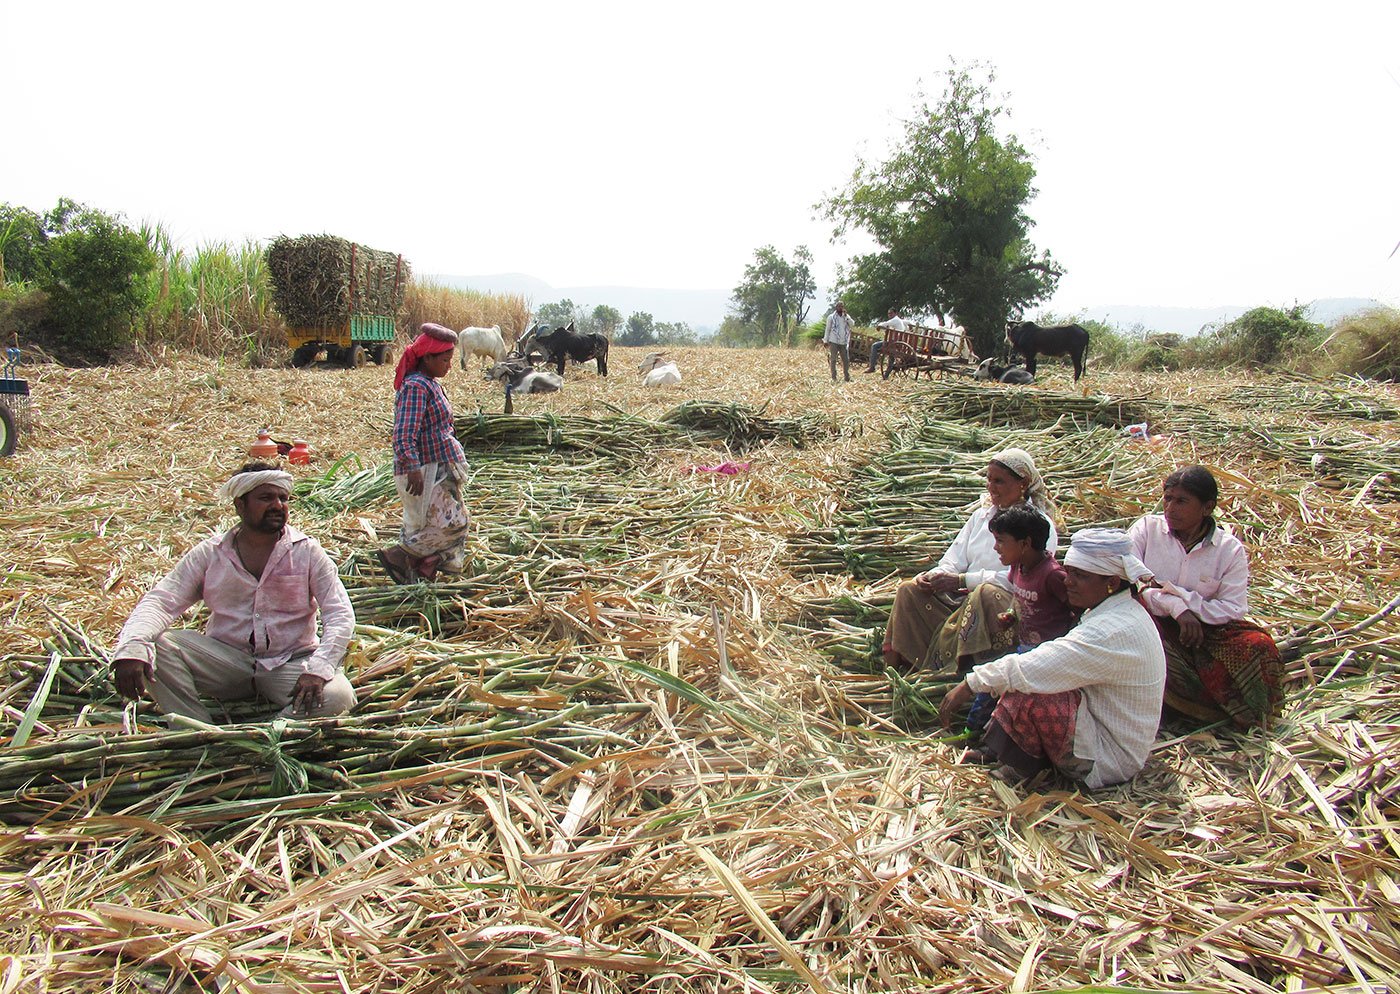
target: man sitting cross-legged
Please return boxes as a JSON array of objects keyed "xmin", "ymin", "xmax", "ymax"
[
  {"xmin": 111, "ymin": 462, "xmax": 356, "ymax": 722},
  {"xmin": 938, "ymin": 527, "xmax": 1166, "ymax": 788}
]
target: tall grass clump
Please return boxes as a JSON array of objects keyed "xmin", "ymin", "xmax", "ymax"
[
  {"xmin": 1199, "ymin": 305, "xmax": 1324, "ymax": 368},
  {"xmin": 141, "ymin": 222, "xmax": 284, "ymax": 363},
  {"xmin": 1319, "ymin": 306, "xmax": 1400, "ymax": 381},
  {"xmin": 402, "ymin": 280, "xmax": 531, "ymax": 343}
]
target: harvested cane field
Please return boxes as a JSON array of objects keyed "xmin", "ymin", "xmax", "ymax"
[{"xmin": 2, "ymin": 347, "xmax": 1399, "ymax": 993}]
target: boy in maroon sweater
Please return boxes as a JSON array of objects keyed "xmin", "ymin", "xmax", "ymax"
[{"xmin": 966, "ymin": 506, "xmax": 1076, "ymax": 732}]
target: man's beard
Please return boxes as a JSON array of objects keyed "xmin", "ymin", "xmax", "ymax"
[{"xmin": 247, "ymin": 512, "xmax": 286, "ymax": 535}]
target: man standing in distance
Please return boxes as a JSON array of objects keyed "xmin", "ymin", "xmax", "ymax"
[
  {"xmin": 823, "ymin": 301, "xmax": 854, "ymax": 382},
  {"xmin": 112, "ymin": 463, "xmax": 356, "ymax": 722}
]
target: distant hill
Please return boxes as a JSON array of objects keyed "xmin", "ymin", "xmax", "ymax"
[
  {"xmin": 430, "ymin": 273, "xmax": 732, "ymax": 334},
  {"xmin": 1075, "ymin": 298, "xmax": 1387, "ymax": 336}
]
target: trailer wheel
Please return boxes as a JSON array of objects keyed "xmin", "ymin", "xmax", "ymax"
[
  {"xmin": 0, "ymin": 404, "xmax": 17, "ymax": 457},
  {"xmin": 372, "ymin": 343, "xmax": 395, "ymax": 366},
  {"xmin": 344, "ymin": 344, "xmax": 367, "ymax": 369},
  {"xmin": 291, "ymin": 344, "xmax": 320, "ymax": 368}
]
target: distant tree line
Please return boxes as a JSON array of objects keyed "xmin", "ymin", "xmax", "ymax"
[{"xmin": 533, "ymin": 298, "xmax": 698, "ymax": 348}]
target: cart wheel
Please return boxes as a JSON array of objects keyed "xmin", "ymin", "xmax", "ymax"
[
  {"xmin": 344, "ymin": 344, "xmax": 367, "ymax": 369},
  {"xmin": 291, "ymin": 344, "xmax": 320, "ymax": 368},
  {"xmin": 0, "ymin": 403, "xmax": 17, "ymax": 457},
  {"xmin": 882, "ymin": 342, "xmax": 915, "ymax": 379},
  {"xmin": 372, "ymin": 343, "xmax": 395, "ymax": 366}
]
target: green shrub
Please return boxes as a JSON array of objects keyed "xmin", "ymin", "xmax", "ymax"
[
  {"xmin": 38, "ymin": 203, "xmax": 156, "ymax": 361},
  {"xmin": 1321, "ymin": 307, "xmax": 1400, "ymax": 381},
  {"xmin": 0, "ymin": 284, "xmax": 50, "ymax": 348},
  {"xmin": 1205, "ymin": 305, "xmax": 1323, "ymax": 367},
  {"xmin": 0, "ymin": 205, "xmax": 47, "ymax": 284}
]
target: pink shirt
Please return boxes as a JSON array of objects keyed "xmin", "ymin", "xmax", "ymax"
[
  {"xmin": 1128, "ymin": 514, "xmax": 1249, "ymax": 626},
  {"xmin": 1009, "ymin": 555, "xmax": 1075, "ymax": 646},
  {"xmin": 113, "ymin": 525, "xmax": 355, "ymax": 681}
]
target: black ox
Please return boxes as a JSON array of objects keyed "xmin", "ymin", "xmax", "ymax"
[
  {"xmin": 1006, "ymin": 321, "xmax": 1089, "ymax": 382},
  {"xmin": 529, "ymin": 321, "xmax": 609, "ymax": 377}
]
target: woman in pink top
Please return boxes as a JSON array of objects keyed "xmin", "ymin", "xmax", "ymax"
[{"xmin": 1129, "ymin": 466, "xmax": 1284, "ymax": 730}]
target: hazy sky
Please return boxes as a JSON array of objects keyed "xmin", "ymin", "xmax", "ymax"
[{"xmin": 6, "ymin": 1, "xmax": 1399, "ymax": 313}]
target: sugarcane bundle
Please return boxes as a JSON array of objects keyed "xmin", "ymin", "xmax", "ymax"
[
  {"xmin": 1216, "ymin": 380, "xmax": 1399, "ymax": 421},
  {"xmin": 913, "ymin": 382, "xmax": 1155, "ymax": 430},
  {"xmin": 266, "ymin": 234, "xmax": 409, "ymax": 327},
  {"xmin": 657, "ymin": 400, "xmax": 835, "ymax": 450},
  {"xmin": 788, "ymin": 419, "xmax": 1159, "ymax": 577}
]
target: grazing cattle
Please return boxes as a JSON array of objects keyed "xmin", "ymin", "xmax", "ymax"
[
  {"xmin": 975, "ymin": 358, "xmax": 1035, "ymax": 384},
  {"xmin": 484, "ymin": 359, "xmax": 563, "ymax": 395},
  {"xmin": 1006, "ymin": 321, "xmax": 1089, "ymax": 381},
  {"xmin": 534, "ymin": 321, "xmax": 609, "ymax": 376},
  {"xmin": 637, "ymin": 352, "xmax": 682, "ymax": 387},
  {"xmin": 457, "ymin": 325, "xmax": 507, "ymax": 368}
]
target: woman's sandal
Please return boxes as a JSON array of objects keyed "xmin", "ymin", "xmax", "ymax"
[{"xmin": 374, "ymin": 550, "xmax": 414, "ymax": 585}]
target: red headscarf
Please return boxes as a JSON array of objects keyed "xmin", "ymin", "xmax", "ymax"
[{"xmin": 394, "ymin": 323, "xmax": 458, "ymax": 391}]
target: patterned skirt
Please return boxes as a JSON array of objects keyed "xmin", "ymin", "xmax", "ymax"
[
  {"xmin": 984, "ymin": 689, "xmax": 1092, "ymax": 782},
  {"xmin": 884, "ymin": 581, "xmax": 1015, "ymax": 672},
  {"xmin": 1156, "ymin": 616, "xmax": 1284, "ymax": 730},
  {"xmin": 396, "ymin": 461, "xmax": 471, "ymax": 573}
]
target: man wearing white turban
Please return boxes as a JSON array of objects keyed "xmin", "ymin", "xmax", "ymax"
[
  {"xmin": 112, "ymin": 462, "xmax": 357, "ymax": 722},
  {"xmin": 939, "ymin": 528, "xmax": 1165, "ymax": 788}
]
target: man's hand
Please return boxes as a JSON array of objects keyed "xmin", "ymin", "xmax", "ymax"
[
  {"xmin": 290, "ymin": 673, "xmax": 329, "ymax": 715},
  {"xmin": 916, "ymin": 570, "xmax": 961, "ymax": 594},
  {"xmin": 1176, "ymin": 610, "xmax": 1206, "ymax": 648},
  {"xmin": 405, "ymin": 469, "xmax": 425, "ymax": 496},
  {"xmin": 939, "ymin": 680, "xmax": 974, "ymax": 732},
  {"xmin": 113, "ymin": 658, "xmax": 152, "ymax": 700}
]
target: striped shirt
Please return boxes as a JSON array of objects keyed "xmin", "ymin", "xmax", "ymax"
[
  {"xmin": 393, "ymin": 372, "xmax": 466, "ymax": 475},
  {"xmin": 966, "ymin": 589, "xmax": 1165, "ymax": 787}
]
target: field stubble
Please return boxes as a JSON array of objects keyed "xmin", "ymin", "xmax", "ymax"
[{"xmin": 1, "ymin": 347, "xmax": 1399, "ymax": 992}]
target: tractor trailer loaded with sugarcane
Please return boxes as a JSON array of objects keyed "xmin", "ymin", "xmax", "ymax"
[{"xmin": 266, "ymin": 234, "xmax": 410, "ymax": 368}]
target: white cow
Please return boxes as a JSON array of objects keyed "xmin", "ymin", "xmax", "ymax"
[
  {"xmin": 637, "ymin": 352, "xmax": 682, "ymax": 387},
  {"xmin": 458, "ymin": 325, "xmax": 507, "ymax": 368}
]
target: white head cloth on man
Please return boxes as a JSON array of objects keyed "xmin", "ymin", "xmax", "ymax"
[
  {"xmin": 1064, "ymin": 527, "xmax": 1154, "ymax": 584},
  {"xmin": 217, "ymin": 469, "xmax": 294, "ymax": 504}
]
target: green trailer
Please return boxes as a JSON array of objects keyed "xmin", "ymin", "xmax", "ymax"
[
  {"xmin": 287, "ymin": 313, "xmax": 398, "ymax": 369},
  {"xmin": 267, "ymin": 235, "xmax": 410, "ymax": 369}
]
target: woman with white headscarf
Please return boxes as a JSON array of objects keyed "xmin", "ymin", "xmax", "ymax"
[
  {"xmin": 882, "ymin": 447, "xmax": 1059, "ymax": 672},
  {"xmin": 939, "ymin": 528, "xmax": 1166, "ymax": 788}
]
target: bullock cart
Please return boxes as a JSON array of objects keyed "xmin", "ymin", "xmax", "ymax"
[{"xmin": 880, "ymin": 323, "xmax": 978, "ymax": 380}]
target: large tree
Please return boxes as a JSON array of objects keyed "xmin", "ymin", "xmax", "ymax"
[
  {"xmin": 591, "ymin": 304, "xmax": 622, "ymax": 337},
  {"xmin": 618, "ymin": 311, "xmax": 656, "ymax": 347},
  {"xmin": 729, "ymin": 245, "xmax": 816, "ymax": 347},
  {"xmin": 535, "ymin": 299, "xmax": 579, "ymax": 329},
  {"xmin": 819, "ymin": 64, "xmax": 1061, "ymax": 357}
]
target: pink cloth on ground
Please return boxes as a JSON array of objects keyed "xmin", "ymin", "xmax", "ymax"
[{"xmin": 690, "ymin": 461, "xmax": 751, "ymax": 475}]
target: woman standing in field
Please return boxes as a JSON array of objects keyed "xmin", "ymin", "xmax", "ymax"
[
  {"xmin": 377, "ymin": 323, "xmax": 469, "ymax": 584},
  {"xmin": 882, "ymin": 448, "xmax": 1058, "ymax": 672},
  {"xmin": 1129, "ymin": 466, "xmax": 1284, "ymax": 729}
]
